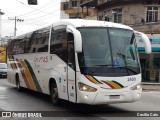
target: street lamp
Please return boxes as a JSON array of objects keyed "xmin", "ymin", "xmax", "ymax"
[{"xmin": 0, "ymin": 9, "xmax": 5, "ymax": 46}]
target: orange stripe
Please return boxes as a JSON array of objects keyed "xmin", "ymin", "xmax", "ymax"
[
  {"xmin": 85, "ymin": 75, "xmax": 99, "ymax": 84},
  {"xmin": 16, "ymin": 59, "xmax": 31, "ymax": 89},
  {"xmin": 107, "ymin": 81, "xmax": 121, "ymax": 89},
  {"xmin": 102, "ymin": 80, "xmax": 115, "ymax": 89},
  {"xmin": 20, "ymin": 60, "xmax": 37, "ymax": 91}
]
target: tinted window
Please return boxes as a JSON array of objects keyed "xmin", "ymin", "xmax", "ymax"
[
  {"xmin": 29, "ymin": 27, "xmax": 50, "ymax": 53},
  {"xmin": 24, "ymin": 32, "xmax": 32, "ymax": 53},
  {"xmin": 37, "ymin": 27, "xmax": 50, "ymax": 52},
  {"xmin": 8, "ymin": 26, "xmax": 50, "ymax": 55},
  {"xmin": 16, "ymin": 35, "xmax": 26, "ymax": 54},
  {"xmin": 78, "ymin": 27, "xmax": 140, "ymax": 76},
  {"xmin": 8, "ymin": 40, "xmax": 17, "ymax": 55},
  {"xmin": 67, "ymin": 33, "xmax": 75, "ymax": 70},
  {"xmin": 8, "ymin": 38, "xmax": 24, "ymax": 55},
  {"xmin": 50, "ymin": 25, "xmax": 68, "ymax": 63}
]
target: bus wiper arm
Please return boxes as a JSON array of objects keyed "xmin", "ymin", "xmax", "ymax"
[
  {"xmin": 95, "ymin": 64, "xmax": 114, "ymax": 67},
  {"xmin": 89, "ymin": 64, "xmax": 118, "ymax": 75},
  {"xmin": 118, "ymin": 66, "xmax": 139, "ymax": 74},
  {"xmin": 117, "ymin": 52, "xmax": 129, "ymax": 75}
]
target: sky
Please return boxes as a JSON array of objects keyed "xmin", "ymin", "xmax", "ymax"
[{"xmin": 0, "ymin": 0, "xmax": 60, "ymax": 37}]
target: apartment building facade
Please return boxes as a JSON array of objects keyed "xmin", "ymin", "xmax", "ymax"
[{"xmin": 61, "ymin": 0, "xmax": 97, "ymax": 19}]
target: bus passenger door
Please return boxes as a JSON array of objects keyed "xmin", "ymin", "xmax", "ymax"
[
  {"xmin": 67, "ymin": 33, "xmax": 76, "ymax": 103},
  {"xmin": 50, "ymin": 26, "xmax": 68, "ymax": 100}
]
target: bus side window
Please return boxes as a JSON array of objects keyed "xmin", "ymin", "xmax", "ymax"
[
  {"xmin": 27, "ymin": 27, "xmax": 50, "ymax": 53},
  {"xmin": 28, "ymin": 31, "xmax": 37, "ymax": 53},
  {"xmin": 24, "ymin": 33, "xmax": 32, "ymax": 53},
  {"xmin": 16, "ymin": 35, "xmax": 25, "ymax": 54},
  {"xmin": 13, "ymin": 40, "xmax": 17, "ymax": 54},
  {"xmin": 37, "ymin": 27, "xmax": 50, "ymax": 52},
  {"xmin": 67, "ymin": 33, "xmax": 75, "ymax": 70},
  {"xmin": 50, "ymin": 26, "xmax": 68, "ymax": 64},
  {"xmin": 8, "ymin": 40, "xmax": 17, "ymax": 55}
]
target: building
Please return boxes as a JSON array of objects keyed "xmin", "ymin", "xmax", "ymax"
[
  {"xmin": 0, "ymin": 46, "xmax": 6, "ymax": 63},
  {"xmin": 61, "ymin": 0, "xmax": 97, "ymax": 19}
]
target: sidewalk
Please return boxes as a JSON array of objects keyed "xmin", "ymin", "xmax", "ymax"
[{"xmin": 142, "ymin": 82, "xmax": 160, "ymax": 91}]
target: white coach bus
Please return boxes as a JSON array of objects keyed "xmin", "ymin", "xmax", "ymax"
[{"xmin": 7, "ymin": 19, "xmax": 151, "ymax": 105}]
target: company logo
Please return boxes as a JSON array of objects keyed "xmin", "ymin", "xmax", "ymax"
[{"xmin": 2, "ymin": 112, "xmax": 11, "ymax": 117}]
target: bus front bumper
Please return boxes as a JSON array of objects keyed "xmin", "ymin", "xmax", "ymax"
[{"xmin": 77, "ymin": 89, "xmax": 142, "ymax": 105}]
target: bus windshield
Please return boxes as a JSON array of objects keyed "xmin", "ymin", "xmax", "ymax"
[{"xmin": 77, "ymin": 27, "xmax": 140, "ymax": 77}]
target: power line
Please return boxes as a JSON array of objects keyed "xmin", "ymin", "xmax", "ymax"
[
  {"xmin": 16, "ymin": 0, "xmax": 59, "ymax": 17},
  {"xmin": 35, "ymin": 13, "xmax": 60, "ymax": 21},
  {"xmin": 16, "ymin": 0, "xmax": 53, "ymax": 14},
  {"xmin": 25, "ymin": 8, "xmax": 60, "ymax": 20},
  {"xmin": 17, "ymin": 2, "xmax": 60, "ymax": 19},
  {"xmin": 2, "ymin": 9, "xmax": 17, "ymax": 16}
]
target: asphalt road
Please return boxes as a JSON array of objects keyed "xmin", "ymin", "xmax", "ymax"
[{"xmin": 0, "ymin": 78, "xmax": 160, "ymax": 120}]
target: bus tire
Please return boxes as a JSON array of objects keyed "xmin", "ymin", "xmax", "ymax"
[
  {"xmin": 50, "ymin": 82, "xmax": 60, "ymax": 105},
  {"xmin": 16, "ymin": 75, "xmax": 22, "ymax": 92}
]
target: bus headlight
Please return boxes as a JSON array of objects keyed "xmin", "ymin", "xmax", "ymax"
[
  {"xmin": 131, "ymin": 83, "xmax": 142, "ymax": 90},
  {"xmin": 78, "ymin": 82, "xmax": 97, "ymax": 92}
]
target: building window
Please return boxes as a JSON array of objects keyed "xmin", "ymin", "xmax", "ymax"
[
  {"xmin": 72, "ymin": 0, "xmax": 78, "ymax": 7},
  {"xmin": 99, "ymin": 0, "xmax": 105, "ymax": 5},
  {"xmin": 105, "ymin": 16, "xmax": 110, "ymax": 21},
  {"xmin": 146, "ymin": 7, "xmax": 158, "ymax": 23},
  {"xmin": 113, "ymin": 9, "xmax": 122, "ymax": 23},
  {"xmin": 104, "ymin": 11, "xmax": 111, "ymax": 21},
  {"xmin": 63, "ymin": 2, "xmax": 69, "ymax": 10}
]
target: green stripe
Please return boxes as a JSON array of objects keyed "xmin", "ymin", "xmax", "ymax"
[
  {"xmin": 112, "ymin": 80, "xmax": 124, "ymax": 88},
  {"xmin": 24, "ymin": 59, "xmax": 42, "ymax": 92},
  {"xmin": 92, "ymin": 76, "xmax": 103, "ymax": 84}
]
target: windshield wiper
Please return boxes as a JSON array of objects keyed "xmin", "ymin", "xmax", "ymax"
[
  {"xmin": 117, "ymin": 66, "xmax": 139, "ymax": 74},
  {"xmin": 89, "ymin": 64, "xmax": 118, "ymax": 75},
  {"xmin": 117, "ymin": 52, "xmax": 130, "ymax": 75},
  {"xmin": 95, "ymin": 64, "xmax": 114, "ymax": 67}
]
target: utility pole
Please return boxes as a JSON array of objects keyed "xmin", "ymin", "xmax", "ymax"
[
  {"xmin": 8, "ymin": 16, "xmax": 24, "ymax": 36},
  {"xmin": 14, "ymin": 16, "xmax": 17, "ymax": 37},
  {"xmin": 0, "ymin": 9, "xmax": 5, "ymax": 46}
]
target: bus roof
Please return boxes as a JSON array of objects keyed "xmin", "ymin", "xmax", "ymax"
[
  {"xmin": 53, "ymin": 19, "xmax": 133, "ymax": 30},
  {"xmin": 11, "ymin": 19, "xmax": 133, "ymax": 39}
]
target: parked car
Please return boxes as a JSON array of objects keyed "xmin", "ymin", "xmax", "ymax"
[{"xmin": 0, "ymin": 63, "xmax": 7, "ymax": 78}]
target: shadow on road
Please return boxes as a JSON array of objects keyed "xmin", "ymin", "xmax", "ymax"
[{"xmin": 9, "ymin": 87, "xmax": 132, "ymax": 117}]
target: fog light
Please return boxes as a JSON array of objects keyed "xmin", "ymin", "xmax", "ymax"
[{"xmin": 84, "ymin": 95, "xmax": 88, "ymax": 99}]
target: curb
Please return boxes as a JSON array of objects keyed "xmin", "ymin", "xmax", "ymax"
[{"xmin": 142, "ymin": 84, "xmax": 160, "ymax": 91}]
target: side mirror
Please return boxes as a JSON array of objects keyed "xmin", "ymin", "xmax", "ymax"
[
  {"xmin": 134, "ymin": 31, "xmax": 151, "ymax": 54},
  {"xmin": 66, "ymin": 25, "xmax": 82, "ymax": 53},
  {"xmin": 28, "ymin": 0, "xmax": 37, "ymax": 5}
]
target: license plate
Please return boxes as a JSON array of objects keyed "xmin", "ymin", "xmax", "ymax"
[{"xmin": 109, "ymin": 95, "xmax": 120, "ymax": 99}]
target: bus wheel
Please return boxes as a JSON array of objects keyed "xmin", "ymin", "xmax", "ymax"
[
  {"xmin": 16, "ymin": 75, "xmax": 22, "ymax": 92},
  {"xmin": 50, "ymin": 83, "xmax": 60, "ymax": 105}
]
